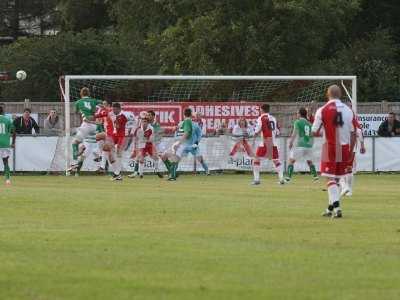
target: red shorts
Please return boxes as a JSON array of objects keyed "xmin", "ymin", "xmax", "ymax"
[
  {"xmin": 140, "ymin": 142, "xmax": 154, "ymax": 157},
  {"xmin": 320, "ymin": 144, "xmax": 352, "ymax": 177},
  {"xmin": 256, "ymin": 144, "xmax": 279, "ymax": 160},
  {"xmin": 106, "ymin": 135, "xmax": 125, "ymax": 148}
]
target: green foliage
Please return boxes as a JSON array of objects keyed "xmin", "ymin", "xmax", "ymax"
[
  {"xmin": 313, "ymin": 30, "xmax": 400, "ymax": 101},
  {"xmin": 1, "ymin": 0, "xmax": 400, "ymax": 101},
  {"xmin": 0, "ymin": 30, "xmax": 132, "ymax": 100},
  {"xmin": 57, "ymin": 0, "xmax": 112, "ymax": 32},
  {"xmin": 0, "ymin": 0, "xmax": 59, "ymax": 38}
]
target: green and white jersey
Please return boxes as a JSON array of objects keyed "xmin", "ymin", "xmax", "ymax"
[
  {"xmin": 151, "ymin": 121, "xmax": 163, "ymax": 144},
  {"xmin": 176, "ymin": 118, "xmax": 193, "ymax": 144},
  {"xmin": 75, "ymin": 97, "xmax": 101, "ymax": 119},
  {"xmin": 84, "ymin": 133, "xmax": 97, "ymax": 144},
  {"xmin": 0, "ymin": 115, "xmax": 14, "ymax": 148},
  {"xmin": 293, "ymin": 118, "xmax": 313, "ymax": 148}
]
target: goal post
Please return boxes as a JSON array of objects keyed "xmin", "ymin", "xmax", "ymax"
[{"xmin": 60, "ymin": 75, "xmax": 357, "ymax": 175}]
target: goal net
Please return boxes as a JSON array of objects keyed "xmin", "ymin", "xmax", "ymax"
[{"xmin": 52, "ymin": 76, "xmax": 357, "ymax": 174}]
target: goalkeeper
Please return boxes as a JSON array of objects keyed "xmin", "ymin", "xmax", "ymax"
[{"xmin": 191, "ymin": 112, "xmax": 209, "ymax": 175}]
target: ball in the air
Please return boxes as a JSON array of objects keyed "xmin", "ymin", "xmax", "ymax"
[{"xmin": 16, "ymin": 70, "xmax": 27, "ymax": 81}]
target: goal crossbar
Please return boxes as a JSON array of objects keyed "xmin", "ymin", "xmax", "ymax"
[{"xmin": 61, "ymin": 75, "xmax": 357, "ymax": 174}]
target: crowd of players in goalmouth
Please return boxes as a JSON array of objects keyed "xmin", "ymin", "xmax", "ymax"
[{"xmin": 0, "ymin": 85, "xmax": 365, "ymax": 218}]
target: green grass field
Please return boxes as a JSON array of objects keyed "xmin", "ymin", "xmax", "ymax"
[{"xmin": 0, "ymin": 173, "xmax": 399, "ymax": 300}]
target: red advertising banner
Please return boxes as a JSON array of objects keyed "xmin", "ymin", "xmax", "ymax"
[{"xmin": 122, "ymin": 102, "xmax": 261, "ymax": 133}]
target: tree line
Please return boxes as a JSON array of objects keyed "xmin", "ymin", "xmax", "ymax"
[{"xmin": 0, "ymin": 0, "xmax": 399, "ymax": 102}]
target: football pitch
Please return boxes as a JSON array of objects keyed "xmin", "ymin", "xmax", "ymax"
[{"xmin": 0, "ymin": 173, "xmax": 399, "ymax": 300}]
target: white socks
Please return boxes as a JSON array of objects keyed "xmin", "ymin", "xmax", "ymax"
[
  {"xmin": 111, "ymin": 157, "xmax": 121, "ymax": 175},
  {"xmin": 139, "ymin": 162, "xmax": 144, "ymax": 176},
  {"xmin": 327, "ymin": 180, "xmax": 340, "ymax": 206},
  {"xmin": 253, "ymin": 162, "xmax": 260, "ymax": 182}
]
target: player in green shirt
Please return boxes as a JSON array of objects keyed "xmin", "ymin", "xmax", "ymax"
[
  {"xmin": 0, "ymin": 106, "xmax": 16, "ymax": 185},
  {"xmin": 162, "ymin": 108, "xmax": 194, "ymax": 181},
  {"xmin": 69, "ymin": 87, "xmax": 102, "ymax": 172},
  {"xmin": 286, "ymin": 107, "xmax": 318, "ymax": 182}
]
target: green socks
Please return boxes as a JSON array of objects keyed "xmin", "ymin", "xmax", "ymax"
[
  {"xmin": 287, "ymin": 164, "xmax": 294, "ymax": 178},
  {"xmin": 72, "ymin": 144, "xmax": 79, "ymax": 160},
  {"xmin": 4, "ymin": 164, "xmax": 10, "ymax": 180},
  {"xmin": 310, "ymin": 164, "xmax": 317, "ymax": 177},
  {"xmin": 170, "ymin": 162, "xmax": 178, "ymax": 179},
  {"xmin": 163, "ymin": 159, "xmax": 172, "ymax": 173}
]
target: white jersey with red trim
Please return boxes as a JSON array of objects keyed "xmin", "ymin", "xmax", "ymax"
[
  {"xmin": 135, "ymin": 124, "xmax": 153, "ymax": 149},
  {"xmin": 254, "ymin": 113, "xmax": 279, "ymax": 146},
  {"xmin": 311, "ymin": 99, "xmax": 355, "ymax": 145},
  {"xmin": 124, "ymin": 111, "xmax": 138, "ymax": 133},
  {"xmin": 232, "ymin": 125, "xmax": 253, "ymax": 140}
]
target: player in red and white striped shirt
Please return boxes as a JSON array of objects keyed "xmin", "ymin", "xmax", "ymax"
[
  {"xmin": 95, "ymin": 102, "xmax": 128, "ymax": 181},
  {"xmin": 132, "ymin": 116, "xmax": 159, "ymax": 178},
  {"xmin": 312, "ymin": 85, "xmax": 356, "ymax": 218},
  {"xmin": 252, "ymin": 104, "xmax": 285, "ymax": 185}
]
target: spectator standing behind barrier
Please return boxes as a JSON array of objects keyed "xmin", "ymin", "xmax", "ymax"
[
  {"xmin": 377, "ymin": 112, "xmax": 400, "ymax": 137},
  {"xmin": 13, "ymin": 108, "xmax": 40, "ymax": 134},
  {"xmin": 43, "ymin": 109, "xmax": 61, "ymax": 134}
]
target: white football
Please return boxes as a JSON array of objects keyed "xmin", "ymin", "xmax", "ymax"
[{"xmin": 16, "ymin": 70, "xmax": 27, "ymax": 81}]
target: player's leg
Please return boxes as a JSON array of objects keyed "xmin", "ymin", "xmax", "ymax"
[
  {"xmin": 1, "ymin": 149, "xmax": 11, "ymax": 185},
  {"xmin": 286, "ymin": 147, "xmax": 297, "ymax": 182},
  {"xmin": 161, "ymin": 153, "xmax": 172, "ymax": 174},
  {"xmin": 94, "ymin": 132, "xmax": 105, "ymax": 163},
  {"xmin": 76, "ymin": 143, "xmax": 87, "ymax": 176},
  {"xmin": 322, "ymin": 178, "xmax": 338, "ymax": 217},
  {"xmin": 137, "ymin": 150, "xmax": 145, "ymax": 178},
  {"xmin": 196, "ymin": 155, "xmax": 209, "ymax": 175},
  {"xmin": 128, "ymin": 148, "xmax": 139, "ymax": 178},
  {"xmin": 340, "ymin": 154, "xmax": 355, "ymax": 197},
  {"xmin": 192, "ymin": 146, "xmax": 209, "ymax": 175},
  {"xmin": 346, "ymin": 173, "xmax": 354, "ymax": 196},
  {"xmin": 252, "ymin": 157, "xmax": 261, "ymax": 185},
  {"xmin": 285, "ymin": 158, "xmax": 295, "ymax": 182},
  {"xmin": 272, "ymin": 147, "xmax": 284, "ymax": 184},
  {"xmin": 71, "ymin": 122, "xmax": 95, "ymax": 168},
  {"xmin": 322, "ymin": 177, "xmax": 342, "ymax": 218},
  {"xmin": 106, "ymin": 138, "xmax": 122, "ymax": 181},
  {"xmin": 307, "ymin": 160, "xmax": 318, "ymax": 181},
  {"xmin": 304, "ymin": 148, "xmax": 318, "ymax": 181},
  {"xmin": 252, "ymin": 144, "xmax": 265, "ymax": 185},
  {"xmin": 151, "ymin": 144, "xmax": 163, "ymax": 178},
  {"xmin": 273, "ymin": 159, "xmax": 285, "ymax": 184},
  {"xmin": 168, "ymin": 143, "xmax": 187, "ymax": 181}
]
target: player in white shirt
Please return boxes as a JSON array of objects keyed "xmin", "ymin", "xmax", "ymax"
[{"xmin": 230, "ymin": 118, "xmax": 254, "ymax": 157}]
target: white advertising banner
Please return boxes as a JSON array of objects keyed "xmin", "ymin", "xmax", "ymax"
[
  {"xmin": 9, "ymin": 136, "xmax": 400, "ymax": 172},
  {"xmin": 375, "ymin": 138, "xmax": 400, "ymax": 171},
  {"xmin": 357, "ymin": 114, "xmax": 386, "ymax": 137}
]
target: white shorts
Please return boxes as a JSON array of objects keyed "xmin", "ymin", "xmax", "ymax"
[
  {"xmin": 76, "ymin": 122, "xmax": 97, "ymax": 142},
  {"xmin": 0, "ymin": 148, "xmax": 11, "ymax": 158},
  {"xmin": 155, "ymin": 141, "xmax": 168, "ymax": 154},
  {"xmin": 289, "ymin": 147, "xmax": 314, "ymax": 161}
]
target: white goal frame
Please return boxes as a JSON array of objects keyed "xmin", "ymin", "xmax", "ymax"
[{"xmin": 62, "ymin": 75, "xmax": 357, "ymax": 174}]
